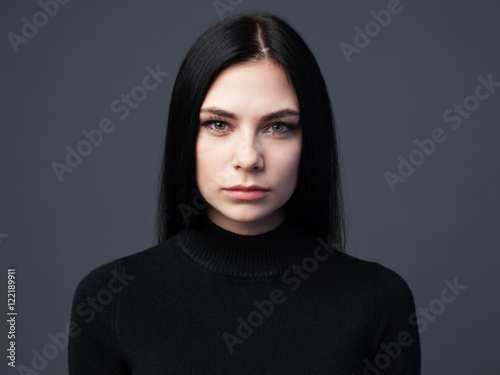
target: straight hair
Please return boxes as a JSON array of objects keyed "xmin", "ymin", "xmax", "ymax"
[{"xmin": 156, "ymin": 12, "xmax": 346, "ymax": 251}]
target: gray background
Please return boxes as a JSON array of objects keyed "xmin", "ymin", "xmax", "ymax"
[{"xmin": 1, "ymin": 0, "xmax": 499, "ymax": 373}]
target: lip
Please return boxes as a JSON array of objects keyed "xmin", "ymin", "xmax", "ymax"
[
  {"xmin": 225, "ymin": 185, "xmax": 268, "ymax": 191},
  {"xmin": 223, "ymin": 185, "xmax": 269, "ymax": 201}
]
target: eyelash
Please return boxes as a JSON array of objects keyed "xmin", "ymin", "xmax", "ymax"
[{"xmin": 200, "ymin": 116, "xmax": 299, "ymax": 137}]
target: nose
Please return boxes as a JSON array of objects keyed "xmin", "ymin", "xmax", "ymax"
[{"xmin": 231, "ymin": 134, "xmax": 264, "ymax": 172}]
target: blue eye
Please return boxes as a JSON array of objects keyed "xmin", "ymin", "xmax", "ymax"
[
  {"xmin": 271, "ymin": 124, "xmax": 286, "ymax": 133},
  {"xmin": 267, "ymin": 122, "xmax": 298, "ymax": 136},
  {"xmin": 200, "ymin": 117, "xmax": 231, "ymax": 135},
  {"xmin": 200, "ymin": 117, "xmax": 299, "ymax": 137},
  {"xmin": 212, "ymin": 122, "xmax": 226, "ymax": 130}
]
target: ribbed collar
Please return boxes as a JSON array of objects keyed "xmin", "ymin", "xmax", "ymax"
[{"xmin": 176, "ymin": 210, "xmax": 319, "ymax": 278}]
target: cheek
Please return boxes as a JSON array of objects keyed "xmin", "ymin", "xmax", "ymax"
[
  {"xmin": 270, "ymin": 142, "xmax": 302, "ymax": 186},
  {"xmin": 195, "ymin": 137, "xmax": 227, "ymax": 185},
  {"xmin": 195, "ymin": 138, "xmax": 208, "ymax": 185}
]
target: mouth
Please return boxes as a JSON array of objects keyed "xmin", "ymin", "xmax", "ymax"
[
  {"xmin": 223, "ymin": 185, "xmax": 269, "ymax": 200},
  {"xmin": 225, "ymin": 185, "xmax": 269, "ymax": 191}
]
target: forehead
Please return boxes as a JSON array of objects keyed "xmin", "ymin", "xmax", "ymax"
[{"xmin": 201, "ymin": 60, "xmax": 299, "ymax": 117}]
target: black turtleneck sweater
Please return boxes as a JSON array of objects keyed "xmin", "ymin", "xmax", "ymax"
[{"xmin": 68, "ymin": 212, "xmax": 421, "ymax": 374}]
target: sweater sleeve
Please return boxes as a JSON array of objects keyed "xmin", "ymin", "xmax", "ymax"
[
  {"xmin": 68, "ymin": 260, "xmax": 129, "ymax": 374},
  {"xmin": 368, "ymin": 263, "xmax": 421, "ymax": 374}
]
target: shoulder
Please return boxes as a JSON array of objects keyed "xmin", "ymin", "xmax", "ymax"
[
  {"xmin": 331, "ymin": 251, "xmax": 416, "ymax": 305},
  {"xmin": 333, "ymin": 251, "xmax": 411, "ymax": 284},
  {"xmin": 72, "ymin": 237, "xmax": 178, "ymax": 302}
]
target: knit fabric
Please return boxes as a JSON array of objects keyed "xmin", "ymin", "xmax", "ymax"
[{"xmin": 68, "ymin": 211, "xmax": 421, "ymax": 374}]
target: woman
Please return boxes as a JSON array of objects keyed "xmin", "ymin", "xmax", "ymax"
[{"xmin": 69, "ymin": 12, "xmax": 421, "ymax": 374}]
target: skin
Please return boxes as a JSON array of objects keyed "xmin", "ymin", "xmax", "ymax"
[{"xmin": 195, "ymin": 58, "xmax": 302, "ymax": 235}]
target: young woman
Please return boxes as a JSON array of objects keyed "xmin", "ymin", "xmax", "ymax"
[{"xmin": 69, "ymin": 12, "xmax": 421, "ymax": 374}]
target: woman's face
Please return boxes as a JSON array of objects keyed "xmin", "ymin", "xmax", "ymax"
[{"xmin": 195, "ymin": 59, "xmax": 301, "ymax": 235}]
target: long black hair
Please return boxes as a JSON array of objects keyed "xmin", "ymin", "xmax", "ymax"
[{"xmin": 156, "ymin": 12, "xmax": 346, "ymax": 251}]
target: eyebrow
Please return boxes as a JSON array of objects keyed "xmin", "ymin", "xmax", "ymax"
[{"xmin": 199, "ymin": 107, "xmax": 300, "ymax": 121}]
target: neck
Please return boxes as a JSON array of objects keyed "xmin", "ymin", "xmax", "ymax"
[
  {"xmin": 204, "ymin": 206, "xmax": 285, "ymax": 235},
  {"xmin": 176, "ymin": 209, "xmax": 327, "ymax": 278}
]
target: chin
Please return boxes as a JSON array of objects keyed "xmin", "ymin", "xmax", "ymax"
[{"xmin": 225, "ymin": 208, "xmax": 272, "ymax": 223}]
